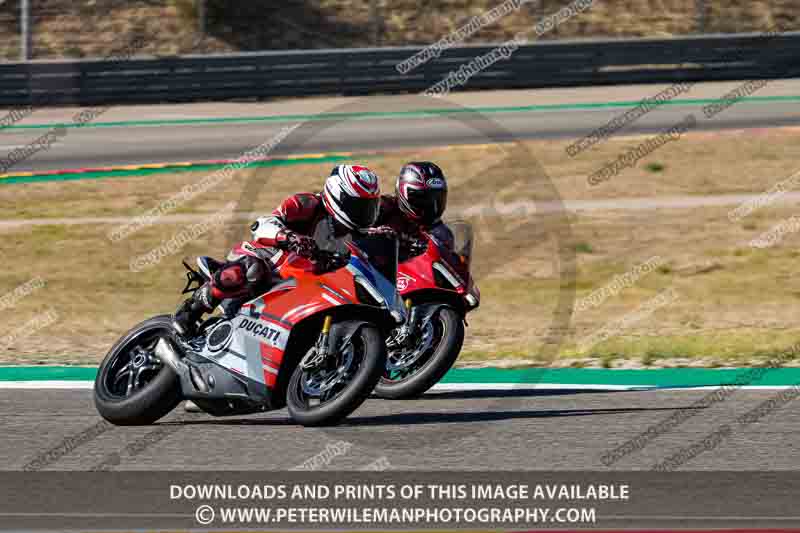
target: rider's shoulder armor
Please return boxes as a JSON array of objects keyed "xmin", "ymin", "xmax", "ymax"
[{"xmin": 277, "ymin": 192, "xmax": 322, "ymax": 223}]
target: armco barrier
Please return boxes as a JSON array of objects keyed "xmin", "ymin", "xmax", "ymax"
[{"xmin": 1, "ymin": 32, "xmax": 799, "ymax": 106}]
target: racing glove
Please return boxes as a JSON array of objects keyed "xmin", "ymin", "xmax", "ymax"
[
  {"xmin": 361, "ymin": 225, "xmax": 397, "ymax": 238},
  {"xmin": 277, "ymin": 231, "xmax": 318, "ymax": 258},
  {"xmin": 408, "ymin": 237, "xmax": 428, "ymax": 257}
]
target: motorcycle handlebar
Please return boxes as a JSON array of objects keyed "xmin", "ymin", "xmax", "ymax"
[
  {"xmin": 358, "ymin": 227, "xmax": 398, "ymax": 239},
  {"xmin": 311, "ymin": 247, "xmax": 351, "ymax": 273}
]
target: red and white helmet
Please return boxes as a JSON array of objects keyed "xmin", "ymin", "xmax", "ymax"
[{"xmin": 323, "ymin": 164, "xmax": 381, "ymax": 230}]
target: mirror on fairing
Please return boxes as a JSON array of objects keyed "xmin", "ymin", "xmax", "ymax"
[{"xmin": 435, "ymin": 220, "xmax": 473, "ymax": 272}]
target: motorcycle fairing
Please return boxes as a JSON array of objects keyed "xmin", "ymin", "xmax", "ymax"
[
  {"xmin": 184, "ymin": 241, "xmax": 406, "ymax": 399},
  {"xmin": 346, "ymin": 253, "xmax": 404, "ymax": 313},
  {"xmin": 236, "ymin": 259, "xmax": 370, "ymax": 387},
  {"xmin": 186, "ymin": 312, "xmax": 290, "ymax": 390},
  {"xmin": 397, "ymin": 224, "xmax": 480, "ymax": 311},
  {"xmin": 397, "ymin": 241, "xmax": 441, "ymax": 293}
]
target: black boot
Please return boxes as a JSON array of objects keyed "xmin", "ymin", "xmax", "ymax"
[{"xmin": 172, "ymin": 285, "xmax": 216, "ymax": 338}]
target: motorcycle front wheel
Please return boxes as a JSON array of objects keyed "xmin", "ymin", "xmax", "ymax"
[
  {"xmin": 287, "ymin": 321, "xmax": 385, "ymax": 426},
  {"xmin": 374, "ymin": 307, "xmax": 464, "ymax": 400}
]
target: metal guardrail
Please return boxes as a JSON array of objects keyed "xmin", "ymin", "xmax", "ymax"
[{"xmin": 2, "ymin": 32, "xmax": 800, "ymax": 106}]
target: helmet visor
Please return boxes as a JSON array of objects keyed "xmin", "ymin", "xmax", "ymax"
[
  {"xmin": 339, "ymin": 194, "xmax": 380, "ymax": 229},
  {"xmin": 407, "ymin": 188, "xmax": 448, "ymax": 225}
]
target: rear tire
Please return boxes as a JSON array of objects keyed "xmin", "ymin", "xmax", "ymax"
[
  {"xmin": 375, "ymin": 307, "xmax": 464, "ymax": 400},
  {"xmin": 287, "ymin": 323, "xmax": 385, "ymax": 426},
  {"xmin": 94, "ymin": 315, "xmax": 183, "ymax": 426}
]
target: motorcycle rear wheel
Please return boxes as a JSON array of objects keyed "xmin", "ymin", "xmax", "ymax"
[
  {"xmin": 375, "ymin": 307, "xmax": 464, "ymax": 400},
  {"xmin": 287, "ymin": 322, "xmax": 385, "ymax": 426},
  {"xmin": 94, "ymin": 315, "xmax": 183, "ymax": 426}
]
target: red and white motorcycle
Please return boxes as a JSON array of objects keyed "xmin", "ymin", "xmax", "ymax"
[{"xmin": 94, "ymin": 232, "xmax": 405, "ymax": 427}]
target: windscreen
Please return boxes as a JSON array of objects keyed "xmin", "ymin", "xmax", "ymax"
[
  {"xmin": 351, "ymin": 233, "xmax": 399, "ymax": 283},
  {"xmin": 312, "ymin": 218, "xmax": 349, "ymax": 254},
  {"xmin": 433, "ymin": 220, "xmax": 474, "ymax": 271}
]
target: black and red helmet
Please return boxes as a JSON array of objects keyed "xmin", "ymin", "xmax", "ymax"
[
  {"xmin": 396, "ymin": 162, "xmax": 448, "ymax": 225},
  {"xmin": 323, "ymin": 164, "xmax": 381, "ymax": 230}
]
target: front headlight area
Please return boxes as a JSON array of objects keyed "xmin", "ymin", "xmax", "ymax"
[{"xmin": 432, "ymin": 261, "xmax": 464, "ymax": 289}]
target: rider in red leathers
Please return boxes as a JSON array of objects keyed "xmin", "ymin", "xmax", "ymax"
[{"xmin": 172, "ymin": 164, "xmax": 382, "ymax": 338}]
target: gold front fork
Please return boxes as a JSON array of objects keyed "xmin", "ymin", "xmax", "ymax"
[
  {"xmin": 319, "ymin": 314, "xmax": 334, "ymax": 357},
  {"xmin": 302, "ymin": 315, "xmax": 334, "ymax": 370}
]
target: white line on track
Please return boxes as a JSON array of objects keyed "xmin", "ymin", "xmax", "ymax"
[
  {"xmin": 429, "ymin": 382, "xmax": 654, "ymax": 391},
  {"xmin": 0, "ymin": 381, "xmax": 94, "ymax": 389}
]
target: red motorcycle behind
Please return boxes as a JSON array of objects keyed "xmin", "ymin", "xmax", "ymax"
[{"xmin": 374, "ymin": 221, "xmax": 480, "ymax": 399}]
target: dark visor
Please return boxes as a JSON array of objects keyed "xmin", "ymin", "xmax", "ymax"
[
  {"xmin": 407, "ymin": 188, "xmax": 448, "ymax": 224},
  {"xmin": 339, "ymin": 194, "xmax": 380, "ymax": 229}
]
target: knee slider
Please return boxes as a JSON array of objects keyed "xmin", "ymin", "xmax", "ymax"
[{"xmin": 214, "ymin": 263, "xmax": 246, "ymax": 289}]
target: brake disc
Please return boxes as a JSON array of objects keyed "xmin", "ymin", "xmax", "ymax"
[
  {"xmin": 386, "ymin": 320, "xmax": 435, "ymax": 372},
  {"xmin": 301, "ymin": 342, "xmax": 355, "ymax": 397}
]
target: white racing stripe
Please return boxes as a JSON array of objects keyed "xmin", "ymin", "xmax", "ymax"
[{"xmin": 320, "ymin": 293, "xmax": 342, "ymax": 307}]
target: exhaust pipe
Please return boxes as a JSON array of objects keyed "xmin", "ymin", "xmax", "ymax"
[
  {"xmin": 154, "ymin": 338, "xmax": 187, "ymax": 375},
  {"xmin": 154, "ymin": 337, "xmax": 208, "ymax": 393}
]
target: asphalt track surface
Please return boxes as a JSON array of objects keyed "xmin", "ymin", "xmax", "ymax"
[
  {"xmin": 3, "ymin": 387, "xmax": 799, "ymax": 470},
  {"xmin": 2, "ymin": 79, "xmax": 800, "ymax": 172}
]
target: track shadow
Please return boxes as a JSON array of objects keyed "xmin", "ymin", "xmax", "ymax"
[
  {"xmin": 170, "ymin": 405, "xmax": 705, "ymax": 428},
  {"xmin": 343, "ymin": 405, "xmax": 705, "ymax": 427},
  {"xmin": 416, "ymin": 388, "xmax": 651, "ymax": 400},
  {"xmin": 160, "ymin": 415, "xmax": 293, "ymax": 427}
]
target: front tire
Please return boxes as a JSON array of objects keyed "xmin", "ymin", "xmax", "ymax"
[
  {"xmin": 375, "ymin": 307, "xmax": 464, "ymax": 400},
  {"xmin": 287, "ymin": 322, "xmax": 385, "ymax": 426},
  {"xmin": 94, "ymin": 315, "xmax": 183, "ymax": 426}
]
